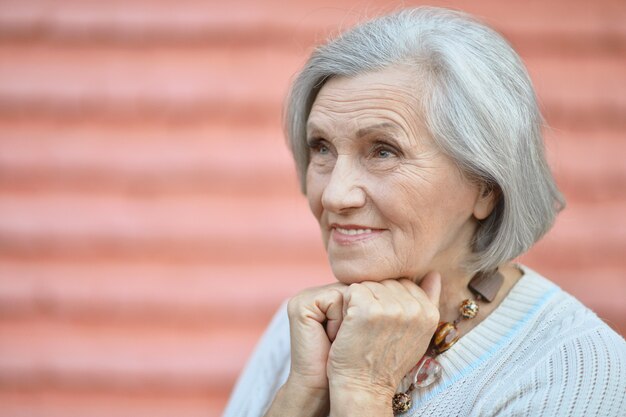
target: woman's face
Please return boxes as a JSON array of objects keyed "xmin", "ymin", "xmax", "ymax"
[{"xmin": 306, "ymin": 66, "xmax": 490, "ymax": 284}]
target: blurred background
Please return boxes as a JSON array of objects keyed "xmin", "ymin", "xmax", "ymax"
[{"xmin": 0, "ymin": 0, "xmax": 624, "ymax": 416}]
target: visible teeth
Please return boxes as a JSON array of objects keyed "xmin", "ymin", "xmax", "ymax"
[{"xmin": 336, "ymin": 227, "xmax": 372, "ymax": 235}]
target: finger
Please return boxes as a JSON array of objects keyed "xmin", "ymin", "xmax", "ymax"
[
  {"xmin": 289, "ymin": 282, "xmax": 346, "ymax": 325},
  {"xmin": 396, "ymin": 277, "xmax": 434, "ymax": 307},
  {"xmin": 317, "ymin": 289, "xmax": 344, "ymax": 342},
  {"xmin": 418, "ymin": 271, "xmax": 441, "ymax": 310},
  {"xmin": 378, "ymin": 279, "xmax": 418, "ymax": 307},
  {"xmin": 342, "ymin": 283, "xmax": 375, "ymax": 318},
  {"xmin": 362, "ymin": 280, "xmax": 415, "ymax": 314},
  {"xmin": 396, "ymin": 278, "xmax": 423, "ymax": 299},
  {"xmin": 358, "ymin": 281, "xmax": 386, "ymax": 301}
]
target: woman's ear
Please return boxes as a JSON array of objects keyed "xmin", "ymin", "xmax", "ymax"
[{"xmin": 473, "ymin": 184, "xmax": 499, "ymax": 220}]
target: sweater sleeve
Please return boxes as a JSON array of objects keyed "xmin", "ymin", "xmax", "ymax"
[
  {"xmin": 484, "ymin": 326, "xmax": 626, "ymax": 417},
  {"xmin": 222, "ymin": 302, "xmax": 291, "ymax": 417}
]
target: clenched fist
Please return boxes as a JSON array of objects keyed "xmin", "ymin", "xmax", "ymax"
[
  {"xmin": 327, "ymin": 275, "xmax": 441, "ymax": 416},
  {"xmin": 286, "ymin": 282, "xmax": 346, "ymax": 392}
]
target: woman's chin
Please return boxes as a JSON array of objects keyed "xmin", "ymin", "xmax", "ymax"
[
  {"xmin": 328, "ymin": 255, "xmax": 428, "ymax": 285},
  {"xmin": 329, "ymin": 259, "xmax": 389, "ymax": 284}
]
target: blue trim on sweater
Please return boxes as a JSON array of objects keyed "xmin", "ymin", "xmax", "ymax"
[{"xmin": 414, "ymin": 284, "xmax": 560, "ymax": 407}]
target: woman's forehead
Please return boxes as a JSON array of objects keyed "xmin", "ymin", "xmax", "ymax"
[
  {"xmin": 307, "ymin": 66, "xmax": 426, "ymax": 136},
  {"xmin": 313, "ymin": 69, "xmax": 418, "ymax": 108}
]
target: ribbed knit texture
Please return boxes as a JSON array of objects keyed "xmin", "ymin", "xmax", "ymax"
[{"xmin": 223, "ymin": 266, "xmax": 626, "ymax": 416}]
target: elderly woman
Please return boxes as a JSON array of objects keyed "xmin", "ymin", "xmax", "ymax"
[{"xmin": 223, "ymin": 7, "xmax": 626, "ymax": 417}]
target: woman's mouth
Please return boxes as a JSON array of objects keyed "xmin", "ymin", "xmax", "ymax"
[
  {"xmin": 335, "ymin": 227, "xmax": 373, "ymax": 235},
  {"xmin": 330, "ymin": 224, "xmax": 384, "ymax": 245}
]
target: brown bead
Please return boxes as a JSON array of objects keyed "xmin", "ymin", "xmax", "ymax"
[
  {"xmin": 459, "ymin": 299, "xmax": 479, "ymax": 319},
  {"xmin": 433, "ymin": 322, "xmax": 459, "ymax": 353},
  {"xmin": 392, "ymin": 392, "xmax": 412, "ymax": 414},
  {"xmin": 468, "ymin": 270, "xmax": 504, "ymax": 302}
]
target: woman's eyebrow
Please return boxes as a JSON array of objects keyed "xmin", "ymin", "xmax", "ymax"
[
  {"xmin": 356, "ymin": 122, "xmax": 402, "ymax": 137},
  {"xmin": 306, "ymin": 122, "xmax": 327, "ymax": 138},
  {"xmin": 306, "ymin": 121, "xmax": 403, "ymax": 139}
]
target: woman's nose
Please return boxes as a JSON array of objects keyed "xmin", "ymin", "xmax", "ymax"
[{"xmin": 321, "ymin": 156, "xmax": 366, "ymax": 213}]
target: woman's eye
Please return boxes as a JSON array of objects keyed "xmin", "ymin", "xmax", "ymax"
[
  {"xmin": 318, "ymin": 144, "xmax": 330, "ymax": 154},
  {"xmin": 374, "ymin": 146, "xmax": 397, "ymax": 159},
  {"xmin": 308, "ymin": 139, "xmax": 331, "ymax": 155}
]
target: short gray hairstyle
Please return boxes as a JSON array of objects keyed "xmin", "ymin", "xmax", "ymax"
[{"xmin": 284, "ymin": 7, "xmax": 565, "ymax": 273}]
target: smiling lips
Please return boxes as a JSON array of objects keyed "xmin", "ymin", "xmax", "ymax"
[{"xmin": 330, "ymin": 224, "xmax": 384, "ymax": 245}]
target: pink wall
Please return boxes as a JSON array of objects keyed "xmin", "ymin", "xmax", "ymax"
[{"xmin": 0, "ymin": 0, "xmax": 624, "ymax": 416}]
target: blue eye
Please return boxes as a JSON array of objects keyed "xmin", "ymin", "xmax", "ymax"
[
  {"xmin": 374, "ymin": 146, "xmax": 398, "ymax": 159},
  {"xmin": 377, "ymin": 149, "xmax": 393, "ymax": 158},
  {"xmin": 371, "ymin": 140, "xmax": 400, "ymax": 159},
  {"xmin": 318, "ymin": 144, "xmax": 330, "ymax": 154},
  {"xmin": 307, "ymin": 138, "xmax": 331, "ymax": 155}
]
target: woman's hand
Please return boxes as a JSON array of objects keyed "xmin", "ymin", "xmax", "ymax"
[
  {"xmin": 265, "ymin": 283, "xmax": 347, "ymax": 417},
  {"xmin": 327, "ymin": 272, "xmax": 441, "ymax": 416},
  {"xmin": 263, "ymin": 283, "xmax": 347, "ymax": 417},
  {"xmin": 286, "ymin": 282, "xmax": 347, "ymax": 390}
]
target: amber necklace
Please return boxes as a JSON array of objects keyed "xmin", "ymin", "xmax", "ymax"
[{"xmin": 392, "ymin": 269, "xmax": 504, "ymax": 415}]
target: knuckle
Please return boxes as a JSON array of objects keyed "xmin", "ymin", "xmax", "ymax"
[
  {"xmin": 406, "ymin": 302, "xmax": 422, "ymax": 318},
  {"xmin": 345, "ymin": 283, "xmax": 362, "ymax": 299},
  {"xmin": 286, "ymin": 297, "xmax": 300, "ymax": 316},
  {"xmin": 386, "ymin": 304, "xmax": 404, "ymax": 320},
  {"xmin": 287, "ymin": 290, "xmax": 311, "ymax": 315},
  {"xmin": 425, "ymin": 306, "xmax": 440, "ymax": 326},
  {"xmin": 359, "ymin": 302, "xmax": 382, "ymax": 321}
]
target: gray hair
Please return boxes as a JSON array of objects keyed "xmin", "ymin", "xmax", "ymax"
[{"xmin": 284, "ymin": 6, "xmax": 565, "ymax": 273}]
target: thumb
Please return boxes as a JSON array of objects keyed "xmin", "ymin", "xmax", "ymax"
[{"xmin": 419, "ymin": 271, "xmax": 441, "ymax": 310}]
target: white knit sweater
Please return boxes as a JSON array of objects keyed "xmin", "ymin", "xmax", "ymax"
[{"xmin": 223, "ymin": 266, "xmax": 626, "ymax": 416}]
